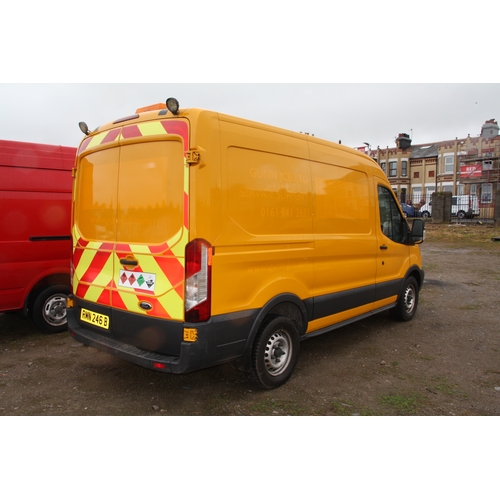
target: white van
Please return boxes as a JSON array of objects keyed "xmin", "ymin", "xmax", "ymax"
[
  {"xmin": 421, "ymin": 195, "xmax": 480, "ymax": 219},
  {"xmin": 452, "ymin": 195, "xmax": 480, "ymax": 219}
]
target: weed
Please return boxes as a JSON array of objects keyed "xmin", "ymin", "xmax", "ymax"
[
  {"xmin": 330, "ymin": 400, "xmax": 375, "ymax": 416},
  {"xmin": 430, "ymin": 377, "xmax": 467, "ymax": 398},
  {"xmin": 249, "ymin": 398, "xmax": 310, "ymax": 416},
  {"xmin": 459, "ymin": 304, "xmax": 482, "ymax": 311},
  {"xmin": 379, "ymin": 392, "xmax": 425, "ymax": 415},
  {"xmin": 418, "ymin": 355, "xmax": 435, "ymax": 361},
  {"xmin": 424, "ymin": 263, "xmax": 439, "ymax": 271}
]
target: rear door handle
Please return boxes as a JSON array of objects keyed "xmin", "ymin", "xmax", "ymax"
[{"xmin": 120, "ymin": 258, "xmax": 138, "ymax": 266}]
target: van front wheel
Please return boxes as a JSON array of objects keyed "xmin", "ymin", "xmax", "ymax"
[
  {"xmin": 249, "ymin": 316, "xmax": 300, "ymax": 389},
  {"xmin": 390, "ymin": 277, "xmax": 419, "ymax": 322}
]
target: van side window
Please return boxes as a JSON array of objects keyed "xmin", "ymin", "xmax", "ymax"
[{"xmin": 378, "ymin": 185, "xmax": 405, "ymax": 243}]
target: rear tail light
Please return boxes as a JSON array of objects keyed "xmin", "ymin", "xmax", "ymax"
[{"xmin": 185, "ymin": 239, "xmax": 212, "ymax": 323}]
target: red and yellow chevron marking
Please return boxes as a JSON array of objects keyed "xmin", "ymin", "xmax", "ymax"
[
  {"xmin": 72, "ymin": 120, "xmax": 190, "ymax": 321},
  {"xmin": 78, "ymin": 120, "xmax": 189, "ymax": 155}
]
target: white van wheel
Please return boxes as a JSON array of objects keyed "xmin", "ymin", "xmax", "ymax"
[
  {"xmin": 249, "ymin": 316, "xmax": 299, "ymax": 389},
  {"xmin": 390, "ymin": 277, "xmax": 419, "ymax": 322}
]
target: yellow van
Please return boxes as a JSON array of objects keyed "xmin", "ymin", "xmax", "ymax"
[{"xmin": 67, "ymin": 98, "xmax": 425, "ymax": 389}]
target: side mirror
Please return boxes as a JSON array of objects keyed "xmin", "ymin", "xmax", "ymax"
[{"xmin": 411, "ymin": 219, "xmax": 425, "ymax": 244}]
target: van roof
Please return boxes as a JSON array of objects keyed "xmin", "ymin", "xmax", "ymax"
[{"xmin": 84, "ymin": 105, "xmax": 379, "ymax": 168}]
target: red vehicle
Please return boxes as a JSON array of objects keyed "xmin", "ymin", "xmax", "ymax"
[{"xmin": 0, "ymin": 140, "xmax": 76, "ymax": 332}]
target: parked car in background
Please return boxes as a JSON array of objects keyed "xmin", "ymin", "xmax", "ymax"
[
  {"xmin": 400, "ymin": 203, "xmax": 422, "ymax": 218},
  {"xmin": 420, "ymin": 201, "xmax": 432, "ymax": 218},
  {"xmin": 0, "ymin": 140, "xmax": 76, "ymax": 333}
]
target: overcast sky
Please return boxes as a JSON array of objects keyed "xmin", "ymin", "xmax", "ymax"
[
  {"xmin": 3, "ymin": 3, "xmax": 499, "ymax": 154},
  {"xmin": 1, "ymin": 83, "xmax": 499, "ymax": 151}
]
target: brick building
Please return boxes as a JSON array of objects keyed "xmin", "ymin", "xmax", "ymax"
[{"xmin": 366, "ymin": 119, "xmax": 500, "ymax": 217}]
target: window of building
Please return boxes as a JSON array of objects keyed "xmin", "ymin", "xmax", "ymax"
[
  {"xmin": 401, "ymin": 161, "xmax": 408, "ymax": 177},
  {"xmin": 429, "ymin": 170, "xmax": 435, "ymax": 177},
  {"xmin": 414, "ymin": 171, "xmax": 420, "ymax": 179},
  {"xmin": 426, "ymin": 188, "xmax": 434, "ymax": 205},
  {"xmin": 483, "ymin": 160, "xmax": 493, "ymax": 170},
  {"xmin": 412, "ymin": 187, "xmax": 422, "ymax": 204},
  {"xmin": 380, "ymin": 161, "xmax": 386, "ymax": 174},
  {"xmin": 470, "ymin": 184, "xmax": 477, "ymax": 196},
  {"xmin": 389, "ymin": 161, "xmax": 397, "ymax": 177},
  {"xmin": 444, "ymin": 155, "xmax": 454, "ymax": 173},
  {"xmin": 481, "ymin": 184, "xmax": 493, "ymax": 203}
]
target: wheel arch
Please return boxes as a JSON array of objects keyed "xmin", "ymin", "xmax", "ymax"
[
  {"xmin": 400, "ymin": 265, "xmax": 424, "ymax": 295},
  {"xmin": 232, "ymin": 293, "xmax": 310, "ymax": 372},
  {"xmin": 25, "ymin": 273, "xmax": 71, "ymax": 316}
]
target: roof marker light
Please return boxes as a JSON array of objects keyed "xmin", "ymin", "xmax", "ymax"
[
  {"xmin": 166, "ymin": 97, "xmax": 180, "ymax": 115},
  {"xmin": 78, "ymin": 121, "xmax": 91, "ymax": 136}
]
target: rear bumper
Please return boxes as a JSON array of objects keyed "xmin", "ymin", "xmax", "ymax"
[
  {"xmin": 67, "ymin": 301, "xmax": 257, "ymax": 374},
  {"xmin": 69, "ymin": 319, "xmax": 180, "ymax": 372}
]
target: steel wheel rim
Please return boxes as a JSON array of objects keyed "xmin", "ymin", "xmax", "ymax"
[
  {"xmin": 403, "ymin": 285, "xmax": 416, "ymax": 315},
  {"xmin": 43, "ymin": 295, "xmax": 67, "ymax": 326},
  {"xmin": 264, "ymin": 330, "xmax": 292, "ymax": 377}
]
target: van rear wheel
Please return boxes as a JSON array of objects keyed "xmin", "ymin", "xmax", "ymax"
[
  {"xmin": 390, "ymin": 277, "xmax": 419, "ymax": 322},
  {"xmin": 248, "ymin": 316, "xmax": 299, "ymax": 389},
  {"xmin": 32, "ymin": 285, "xmax": 70, "ymax": 333}
]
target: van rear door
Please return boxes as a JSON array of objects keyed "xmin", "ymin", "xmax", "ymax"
[{"xmin": 73, "ymin": 125, "xmax": 189, "ymax": 332}]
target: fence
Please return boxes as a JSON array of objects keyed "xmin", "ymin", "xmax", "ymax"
[{"xmin": 400, "ymin": 191, "xmax": 498, "ymax": 224}]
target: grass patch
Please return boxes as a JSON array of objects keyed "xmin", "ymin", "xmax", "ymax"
[
  {"xmin": 425, "ymin": 223, "xmax": 500, "ymax": 246},
  {"xmin": 423, "ymin": 263, "xmax": 439, "ymax": 271},
  {"xmin": 379, "ymin": 360, "xmax": 402, "ymax": 373},
  {"xmin": 417, "ymin": 355, "xmax": 435, "ymax": 361},
  {"xmin": 459, "ymin": 304, "xmax": 482, "ymax": 311},
  {"xmin": 429, "ymin": 377, "xmax": 467, "ymax": 398},
  {"xmin": 330, "ymin": 400, "xmax": 375, "ymax": 416},
  {"xmin": 249, "ymin": 398, "xmax": 311, "ymax": 416},
  {"xmin": 379, "ymin": 392, "xmax": 425, "ymax": 415}
]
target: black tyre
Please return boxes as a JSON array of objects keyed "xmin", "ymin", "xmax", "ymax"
[
  {"xmin": 32, "ymin": 285, "xmax": 70, "ymax": 333},
  {"xmin": 249, "ymin": 316, "xmax": 300, "ymax": 389},
  {"xmin": 390, "ymin": 276, "xmax": 419, "ymax": 322},
  {"xmin": 457, "ymin": 210, "xmax": 466, "ymax": 220},
  {"xmin": 422, "ymin": 211, "xmax": 431, "ymax": 218}
]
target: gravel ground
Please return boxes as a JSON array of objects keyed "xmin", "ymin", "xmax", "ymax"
[{"xmin": 1, "ymin": 223, "xmax": 499, "ymax": 416}]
